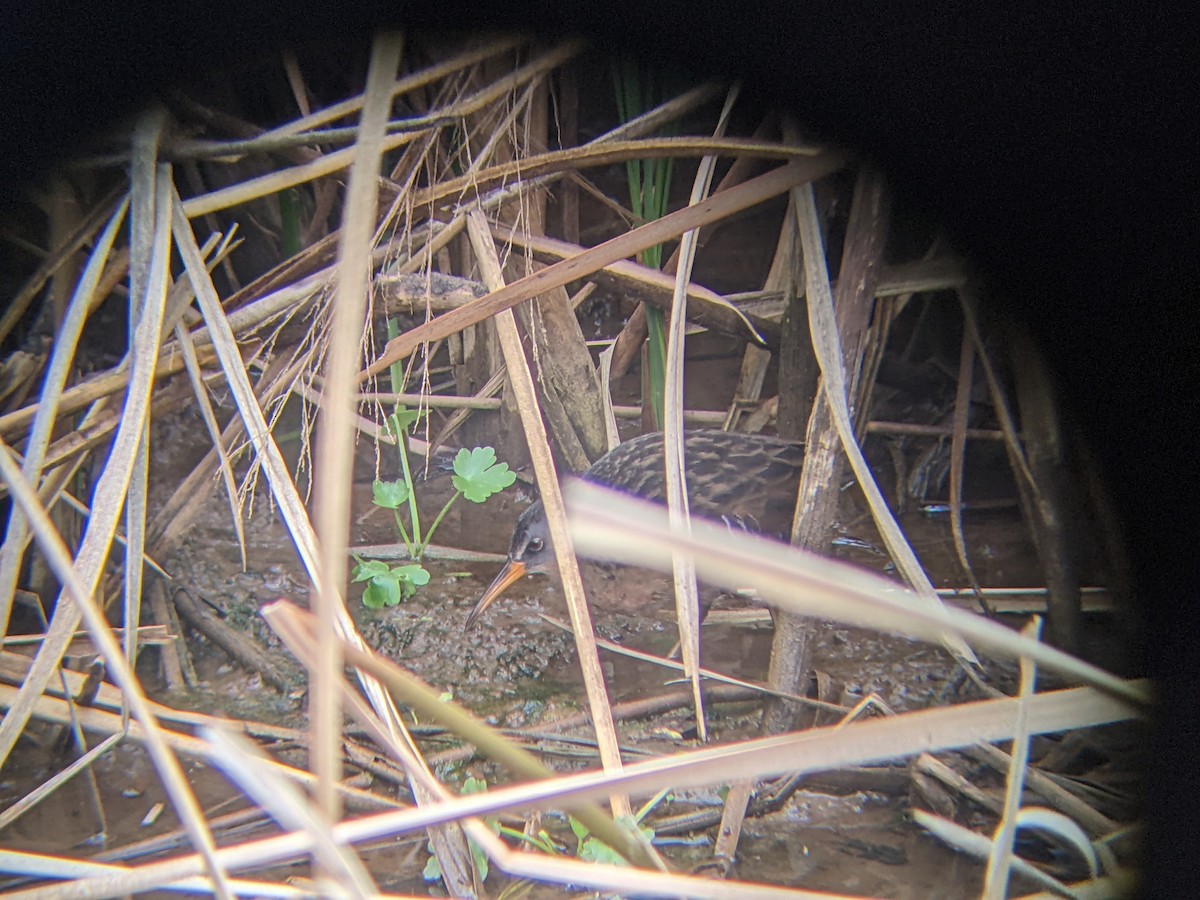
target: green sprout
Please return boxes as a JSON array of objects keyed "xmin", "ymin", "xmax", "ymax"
[
  {"xmin": 570, "ymin": 786, "xmax": 669, "ymax": 863},
  {"xmin": 423, "ymin": 776, "xmax": 500, "ymax": 883},
  {"xmin": 350, "ymin": 559, "xmax": 430, "ymax": 609},
  {"xmin": 353, "ymin": 320, "xmax": 516, "ymax": 609},
  {"xmin": 613, "ymin": 57, "xmax": 677, "ymax": 430},
  {"xmin": 422, "ymin": 777, "xmax": 668, "ymax": 884},
  {"xmin": 423, "ymin": 776, "xmax": 571, "ymax": 884},
  {"xmin": 569, "ymin": 813, "xmax": 656, "ymax": 865}
]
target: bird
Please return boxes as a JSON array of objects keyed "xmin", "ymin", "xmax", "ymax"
[{"xmin": 465, "ymin": 429, "xmax": 805, "ymax": 628}]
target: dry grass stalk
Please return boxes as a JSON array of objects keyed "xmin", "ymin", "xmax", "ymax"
[
  {"xmin": 792, "ymin": 181, "xmax": 977, "ymax": 664},
  {"xmin": 568, "ymin": 482, "xmax": 1147, "ymax": 707},
  {"xmin": 205, "ymin": 728, "xmax": 378, "ymax": 897},
  {"xmin": 252, "ymin": 37, "xmax": 528, "ymax": 143},
  {"xmin": 123, "ymin": 111, "xmax": 169, "ymax": 695},
  {"xmin": 464, "ymin": 207, "xmax": 638, "ymax": 825},
  {"xmin": 983, "ymin": 617, "xmax": 1042, "ymax": 896},
  {"xmin": 172, "ymin": 316, "xmax": 248, "ymax": 567},
  {"xmin": 496, "ymin": 224, "xmax": 782, "ymax": 348},
  {"xmin": 948, "ymin": 328, "xmax": 991, "ymax": 611},
  {"xmin": 367, "ymin": 153, "xmax": 845, "ymax": 374},
  {"xmin": 364, "ymin": 82, "xmax": 730, "ymax": 313},
  {"xmin": 0, "ymin": 196, "xmax": 130, "ymax": 639},
  {"xmin": 265, "ymin": 599, "xmax": 661, "ymax": 872},
  {"xmin": 963, "ymin": 742, "xmax": 1119, "ymax": 837},
  {"xmin": 27, "ymin": 665, "xmax": 1136, "ymax": 898},
  {"xmin": 182, "ymin": 42, "xmax": 580, "ymax": 222},
  {"xmin": 0, "ymin": 39, "xmax": 1143, "ymax": 897},
  {"xmin": 272, "ymin": 599, "xmax": 1136, "ymax": 899},
  {"xmin": 660, "ymin": 84, "xmax": 743, "ymax": 743},
  {"xmin": 0, "ymin": 848, "xmax": 314, "ymax": 899},
  {"xmin": 414, "ymin": 135, "xmax": 821, "ymax": 214},
  {"xmin": 960, "ymin": 287, "xmax": 1039, "ymax": 496},
  {"xmin": 0, "ymin": 187, "xmax": 126, "ymax": 346},
  {"xmin": 0, "ymin": 732, "xmax": 122, "ymax": 834},
  {"xmin": 915, "ymin": 810, "xmax": 1084, "ymax": 896},
  {"xmin": 308, "ymin": 28, "xmax": 400, "ymax": 839},
  {"xmin": 0, "ymin": 676, "xmax": 407, "ymax": 816},
  {"xmin": 0, "ymin": 269, "xmax": 235, "ymax": 900},
  {"xmin": 534, "ymin": 612, "xmax": 845, "ymax": 712}
]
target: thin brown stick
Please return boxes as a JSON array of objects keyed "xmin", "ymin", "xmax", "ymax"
[
  {"xmin": 464, "ymin": 207, "xmax": 637, "ymax": 824},
  {"xmin": 171, "ymin": 589, "xmax": 293, "ymax": 693}
]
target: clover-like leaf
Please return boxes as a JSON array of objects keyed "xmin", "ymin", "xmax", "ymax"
[
  {"xmin": 362, "ymin": 575, "xmax": 401, "ymax": 608},
  {"xmin": 372, "ymin": 478, "xmax": 410, "ymax": 510},
  {"xmin": 351, "ymin": 558, "xmax": 391, "ymax": 582},
  {"xmin": 452, "ymin": 446, "xmax": 517, "ymax": 503},
  {"xmin": 391, "ymin": 564, "xmax": 430, "ymax": 587}
]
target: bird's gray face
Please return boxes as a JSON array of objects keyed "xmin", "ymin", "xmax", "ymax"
[
  {"xmin": 508, "ymin": 503, "xmax": 554, "ymax": 573},
  {"xmin": 465, "ymin": 503, "xmax": 554, "ymax": 627}
]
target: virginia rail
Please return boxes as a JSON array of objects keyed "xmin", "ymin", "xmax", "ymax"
[{"xmin": 465, "ymin": 429, "xmax": 805, "ymax": 627}]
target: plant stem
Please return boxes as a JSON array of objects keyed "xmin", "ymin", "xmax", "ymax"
[
  {"xmin": 391, "ymin": 508, "xmax": 417, "ymax": 559},
  {"xmin": 395, "ymin": 432, "xmax": 423, "ymax": 553},
  {"xmin": 644, "ymin": 306, "xmax": 666, "ymax": 427},
  {"xmin": 387, "ymin": 317, "xmax": 424, "ymax": 555},
  {"xmin": 422, "ymin": 491, "xmax": 462, "ymax": 550},
  {"xmin": 497, "ymin": 825, "xmax": 559, "ymax": 855}
]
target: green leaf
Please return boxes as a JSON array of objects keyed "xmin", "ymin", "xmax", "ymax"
[
  {"xmin": 578, "ymin": 836, "xmax": 626, "ymax": 865},
  {"xmin": 422, "ymin": 852, "xmax": 441, "ymax": 881},
  {"xmin": 470, "ymin": 838, "xmax": 489, "ymax": 881},
  {"xmin": 351, "ymin": 558, "xmax": 391, "ymax": 582},
  {"xmin": 568, "ymin": 814, "xmax": 590, "ymax": 842},
  {"xmin": 387, "ymin": 409, "xmax": 424, "ymax": 435},
  {"xmin": 576, "ymin": 815, "xmax": 655, "ymax": 864},
  {"xmin": 372, "ymin": 479, "xmax": 410, "ymax": 509},
  {"xmin": 452, "ymin": 447, "xmax": 517, "ymax": 503},
  {"xmin": 363, "ymin": 575, "xmax": 401, "ymax": 608},
  {"xmin": 616, "ymin": 813, "xmax": 655, "ymax": 839},
  {"xmin": 391, "ymin": 564, "xmax": 430, "ymax": 586}
]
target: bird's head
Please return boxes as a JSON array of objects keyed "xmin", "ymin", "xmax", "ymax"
[{"xmin": 465, "ymin": 502, "xmax": 554, "ymax": 627}]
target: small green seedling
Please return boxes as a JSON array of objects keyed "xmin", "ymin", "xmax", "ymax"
[
  {"xmin": 423, "ymin": 776, "xmax": 498, "ymax": 883},
  {"xmin": 423, "ymin": 776, "xmax": 569, "ymax": 885},
  {"xmin": 569, "ymin": 813, "xmax": 656, "ymax": 865},
  {"xmin": 354, "ymin": 320, "xmax": 516, "ymax": 609},
  {"xmin": 351, "ymin": 559, "xmax": 431, "ymax": 609},
  {"xmin": 352, "ymin": 426, "xmax": 515, "ymax": 608},
  {"xmin": 422, "ymin": 777, "xmax": 669, "ymax": 885},
  {"xmin": 569, "ymin": 787, "xmax": 668, "ymax": 863}
]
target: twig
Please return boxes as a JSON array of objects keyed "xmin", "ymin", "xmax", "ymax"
[{"xmin": 171, "ymin": 589, "xmax": 294, "ymax": 693}]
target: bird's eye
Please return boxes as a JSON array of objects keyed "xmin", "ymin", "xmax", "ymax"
[{"xmin": 527, "ymin": 537, "xmax": 544, "ymax": 553}]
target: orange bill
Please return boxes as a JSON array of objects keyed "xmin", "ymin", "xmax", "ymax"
[{"xmin": 465, "ymin": 559, "xmax": 528, "ymax": 628}]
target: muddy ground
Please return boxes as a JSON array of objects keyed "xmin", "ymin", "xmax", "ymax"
[{"xmin": 0, "ymin": 336, "xmax": 1142, "ymax": 897}]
